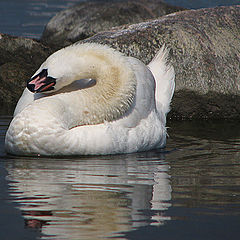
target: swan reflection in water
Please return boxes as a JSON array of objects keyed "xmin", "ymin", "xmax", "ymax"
[{"xmin": 6, "ymin": 153, "xmax": 171, "ymax": 239}]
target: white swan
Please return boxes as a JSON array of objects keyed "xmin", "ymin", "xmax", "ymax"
[{"xmin": 5, "ymin": 43, "xmax": 175, "ymax": 156}]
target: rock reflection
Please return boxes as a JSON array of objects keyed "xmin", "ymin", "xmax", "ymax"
[{"xmin": 6, "ymin": 154, "xmax": 171, "ymax": 239}]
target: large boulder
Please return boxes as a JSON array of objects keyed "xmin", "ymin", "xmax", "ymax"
[
  {"xmin": 80, "ymin": 5, "xmax": 240, "ymax": 119},
  {"xmin": 0, "ymin": 34, "xmax": 52, "ymax": 114},
  {"xmin": 40, "ymin": 0, "xmax": 185, "ymax": 50}
]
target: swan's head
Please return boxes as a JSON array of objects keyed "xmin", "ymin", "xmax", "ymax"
[{"xmin": 27, "ymin": 45, "xmax": 91, "ymax": 93}]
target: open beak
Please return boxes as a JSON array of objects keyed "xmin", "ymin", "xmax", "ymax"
[{"xmin": 27, "ymin": 69, "xmax": 56, "ymax": 93}]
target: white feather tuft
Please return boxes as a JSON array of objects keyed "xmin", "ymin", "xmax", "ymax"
[{"xmin": 148, "ymin": 45, "xmax": 175, "ymax": 116}]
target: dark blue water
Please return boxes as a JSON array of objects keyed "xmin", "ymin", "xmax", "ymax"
[{"xmin": 0, "ymin": 0, "xmax": 81, "ymax": 38}]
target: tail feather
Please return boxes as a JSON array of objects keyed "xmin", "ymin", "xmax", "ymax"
[{"xmin": 148, "ymin": 45, "xmax": 175, "ymax": 116}]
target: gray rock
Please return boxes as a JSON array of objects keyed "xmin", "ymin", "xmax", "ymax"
[
  {"xmin": 80, "ymin": 5, "xmax": 240, "ymax": 119},
  {"xmin": 40, "ymin": 0, "xmax": 185, "ymax": 50},
  {"xmin": 0, "ymin": 34, "xmax": 52, "ymax": 114}
]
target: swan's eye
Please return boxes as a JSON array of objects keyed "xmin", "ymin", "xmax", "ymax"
[{"xmin": 27, "ymin": 69, "xmax": 56, "ymax": 93}]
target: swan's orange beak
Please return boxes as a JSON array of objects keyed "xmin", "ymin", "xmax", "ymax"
[{"xmin": 27, "ymin": 69, "xmax": 56, "ymax": 93}]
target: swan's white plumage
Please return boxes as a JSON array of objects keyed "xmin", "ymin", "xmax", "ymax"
[
  {"xmin": 148, "ymin": 45, "xmax": 175, "ymax": 118},
  {"xmin": 5, "ymin": 43, "xmax": 175, "ymax": 156}
]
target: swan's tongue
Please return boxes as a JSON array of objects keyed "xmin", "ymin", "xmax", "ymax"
[{"xmin": 27, "ymin": 69, "xmax": 56, "ymax": 93}]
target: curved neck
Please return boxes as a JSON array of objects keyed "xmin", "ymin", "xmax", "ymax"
[{"xmin": 53, "ymin": 44, "xmax": 137, "ymax": 127}]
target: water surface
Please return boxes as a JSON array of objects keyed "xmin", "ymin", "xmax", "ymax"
[
  {"xmin": 0, "ymin": 0, "xmax": 83, "ymax": 38},
  {"xmin": 1, "ymin": 116, "xmax": 239, "ymax": 239}
]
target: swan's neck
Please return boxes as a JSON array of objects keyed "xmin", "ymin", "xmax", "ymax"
[{"xmin": 49, "ymin": 44, "xmax": 137, "ymax": 127}]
